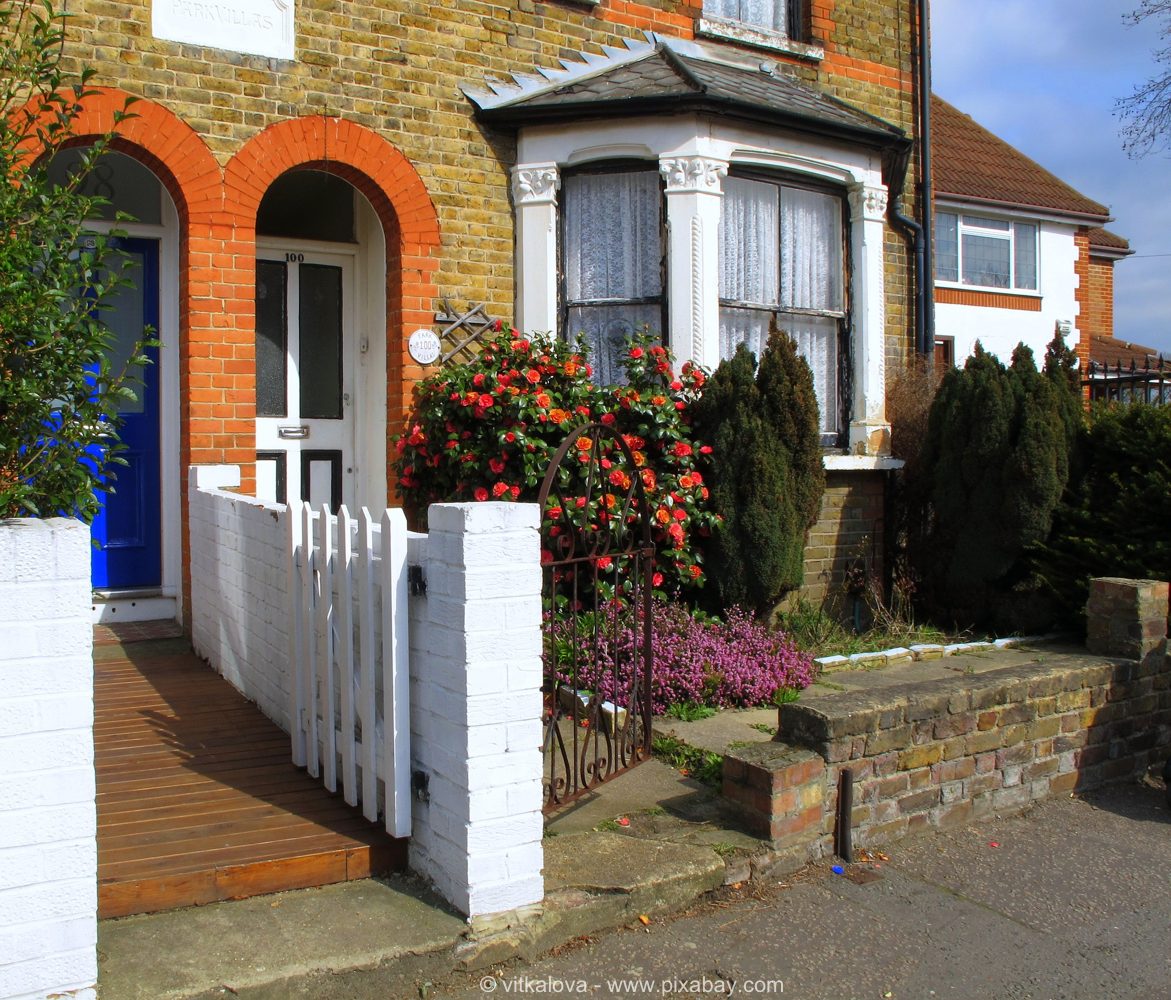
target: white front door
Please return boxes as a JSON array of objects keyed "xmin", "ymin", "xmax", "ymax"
[{"xmin": 255, "ymin": 247, "xmax": 356, "ymax": 510}]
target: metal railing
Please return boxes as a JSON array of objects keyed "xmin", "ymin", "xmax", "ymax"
[{"xmin": 1083, "ymin": 356, "xmax": 1170, "ymax": 405}]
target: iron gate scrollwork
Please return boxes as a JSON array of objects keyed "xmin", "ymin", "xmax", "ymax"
[{"xmin": 539, "ymin": 421, "xmax": 655, "ymax": 811}]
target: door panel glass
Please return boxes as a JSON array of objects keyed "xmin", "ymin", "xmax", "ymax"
[
  {"xmin": 256, "ymin": 260, "xmax": 288, "ymax": 417},
  {"xmin": 299, "ymin": 263, "xmax": 343, "ymax": 419},
  {"xmin": 101, "ymin": 249, "xmax": 148, "ymax": 415}
]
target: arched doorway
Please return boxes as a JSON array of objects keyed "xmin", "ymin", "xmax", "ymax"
[
  {"xmin": 253, "ymin": 169, "xmax": 388, "ymax": 512},
  {"xmin": 46, "ymin": 147, "xmax": 182, "ymax": 620}
]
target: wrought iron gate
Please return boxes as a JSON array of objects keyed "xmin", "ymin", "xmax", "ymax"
[{"xmin": 539, "ymin": 422, "xmax": 655, "ymax": 811}]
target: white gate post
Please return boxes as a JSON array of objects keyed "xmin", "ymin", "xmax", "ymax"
[{"xmin": 408, "ymin": 502, "xmax": 544, "ymax": 918}]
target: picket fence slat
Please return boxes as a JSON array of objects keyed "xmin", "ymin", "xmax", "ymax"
[
  {"xmin": 302, "ymin": 504, "xmax": 320, "ymax": 780},
  {"xmin": 337, "ymin": 505, "xmax": 357, "ymax": 807},
  {"xmin": 288, "ymin": 500, "xmax": 411, "ymax": 837},
  {"xmin": 359, "ymin": 509, "xmax": 378, "ymax": 822},
  {"xmin": 381, "ymin": 508, "xmax": 411, "ymax": 839},
  {"xmin": 287, "ymin": 505, "xmax": 306, "ymax": 768}
]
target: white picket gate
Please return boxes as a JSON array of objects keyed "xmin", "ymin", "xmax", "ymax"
[{"xmin": 287, "ymin": 502, "xmax": 411, "ymax": 838}]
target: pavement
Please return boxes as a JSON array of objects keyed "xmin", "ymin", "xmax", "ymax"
[{"xmin": 96, "ymin": 640, "xmax": 1169, "ymax": 1000}]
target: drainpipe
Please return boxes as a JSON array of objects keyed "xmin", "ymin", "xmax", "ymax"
[{"xmin": 888, "ymin": 0, "xmax": 935, "ymax": 361}]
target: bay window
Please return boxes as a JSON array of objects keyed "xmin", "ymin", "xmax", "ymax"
[
  {"xmin": 562, "ymin": 167, "xmax": 665, "ymax": 385},
  {"xmin": 934, "ymin": 211, "xmax": 1038, "ymax": 291},
  {"xmin": 718, "ymin": 174, "xmax": 846, "ymax": 442}
]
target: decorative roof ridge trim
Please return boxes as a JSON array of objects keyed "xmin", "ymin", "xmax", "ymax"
[{"xmin": 462, "ymin": 32, "xmax": 661, "ymax": 109}]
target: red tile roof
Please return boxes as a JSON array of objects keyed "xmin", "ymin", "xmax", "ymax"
[
  {"xmin": 932, "ymin": 96, "xmax": 1111, "ymax": 221},
  {"xmin": 1087, "ymin": 227, "xmax": 1133, "ymax": 258},
  {"xmin": 1088, "ymin": 333, "xmax": 1166, "ymax": 367}
]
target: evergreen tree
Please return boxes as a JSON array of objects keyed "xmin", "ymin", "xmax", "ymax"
[
  {"xmin": 919, "ymin": 341, "xmax": 1073, "ymax": 629},
  {"xmin": 692, "ymin": 326, "xmax": 825, "ymax": 616}
]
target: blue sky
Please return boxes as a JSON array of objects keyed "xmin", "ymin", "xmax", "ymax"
[{"xmin": 930, "ymin": 0, "xmax": 1171, "ymax": 356}]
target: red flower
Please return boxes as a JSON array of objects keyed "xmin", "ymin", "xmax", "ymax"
[
  {"xmin": 672, "ymin": 441, "xmax": 693, "ymax": 457},
  {"xmin": 494, "ymin": 318, "xmax": 504, "ymax": 331},
  {"xmin": 600, "ymin": 412, "xmax": 616, "ymax": 426},
  {"xmin": 652, "ymin": 572, "xmax": 664, "ymax": 587},
  {"xmin": 474, "ymin": 487, "xmax": 489, "ymax": 502},
  {"xmin": 478, "ymin": 394, "xmax": 494, "ymax": 409},
  {"xmin": 489, "ymin": 457, "xmax": 506, "ymax": 474},
  {"xmin": 509, "ymin": 485, "xmax": 520, "ymax": 499},
  {"xmin": 492, "ymin": 481, "xmax": 509, "ymax": 498},
  {"xmin": 596, "ymin": 556, "xmax": 613, "ymax": 571},
  {"xmin": 526, "ymin": 369, "xmax": 541, "ymax": 384},
  {"xmin": 629, "ymin": 347, "xmax": 644, "ymax": 359},
  {"xmin": 673, "ymin": 507, "xmax": 687, "ymax": 521}
]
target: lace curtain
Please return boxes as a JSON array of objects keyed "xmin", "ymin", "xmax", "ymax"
[
  {"xmin": 564, "ymin": 170, "xmax": 662, "ymax": 384},
  {"xmin": 717, "ymin": 176, "xmax": 843, "ymax": 436}
]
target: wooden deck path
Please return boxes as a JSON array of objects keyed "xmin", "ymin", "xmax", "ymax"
[{"xmin": 94, "ymin": 624, "xmax": 405, "ymax": 918}]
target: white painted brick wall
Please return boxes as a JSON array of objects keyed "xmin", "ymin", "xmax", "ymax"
[
  {"xmin": 187, "ymin": 467, "xmax": 291, "ymax": 731},
  {"xmin": 408, "ymin": 503, "xmax": 545, "ymax": 918},
  {"xmin": 186, "ymin": 473, "xmax": 545, "ymax": 920},
  {"xmin": 0, "ymin": 519, "xmax": 97, "ymax": 1000}
]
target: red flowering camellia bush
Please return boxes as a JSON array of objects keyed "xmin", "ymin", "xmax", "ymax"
[{"xmin": 394, "ymin": 328, "xmax": 720, "ymax": 594}]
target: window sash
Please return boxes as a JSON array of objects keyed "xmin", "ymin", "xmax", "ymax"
[
  {"xmin": 562, "ymin": 168, "xmax": 664, "ymax": 383},
  {"xmin": 718, "ymin": 175, "xmax": 845, "ymax": 438},
  {"xmin": 934, "ymin": 211, "xmax": 1038, "ymax": 291}
]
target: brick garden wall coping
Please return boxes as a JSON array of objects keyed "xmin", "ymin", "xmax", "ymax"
[{"xmin": 723, "ymin": 578, "xmax": 1170, "ymax": 858}]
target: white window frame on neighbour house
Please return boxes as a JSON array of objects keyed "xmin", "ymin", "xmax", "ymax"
[
  {"xmin": 511, "ymin": 120, "xmax": 894, "ymax": 461},
  {"xmin": 934, "ymin": 210, "xmax": 1039, "ymax": 292}
]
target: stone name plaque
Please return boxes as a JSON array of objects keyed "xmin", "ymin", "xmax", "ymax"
[{"xmin": 152, "ymin": 0, "xmax": 295, "ymax": 60}]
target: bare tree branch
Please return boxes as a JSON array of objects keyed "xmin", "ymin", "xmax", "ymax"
[{"xmin": 1117, "ymin": 0, "xmax": 1171, "ymax": 157}]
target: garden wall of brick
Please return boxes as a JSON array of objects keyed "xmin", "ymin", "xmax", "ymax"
[
  {"xmin": 724, "ymin": 578, "xmax": 1171, "ymax": 858},
  {"xmin": 0, "ymin": 519, "xmax": 97, "ymax": 1000}
]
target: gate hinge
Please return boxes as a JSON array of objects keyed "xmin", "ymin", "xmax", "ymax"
[{"xmin": 408, "ymin": 564, "xmax": 426, "ymax": 596}]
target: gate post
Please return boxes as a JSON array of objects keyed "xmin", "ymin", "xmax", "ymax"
[{"xmin": 408, "ymin": 502, "xmax": 544, "ymax": 918}]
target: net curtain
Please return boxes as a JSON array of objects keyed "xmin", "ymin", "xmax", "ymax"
[{"xmin": 718, "ymin": 176, "xmax": 843, "ymax": 436}]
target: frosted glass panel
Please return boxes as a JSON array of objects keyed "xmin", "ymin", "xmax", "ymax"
[
  {"xmin": 299, "ymin": 264, "xmax": 343, "ymax": 420},
  {"xmin": 1014, "ymin": 223, "xmax": 1037, "ymax": 290},
  {"xmin": 256, "ymin": 260, "xmax": 287, "ymax": 417},
  {"xmin": 100, "ymin": 249, "xmax": 148, "ymax": 415}
]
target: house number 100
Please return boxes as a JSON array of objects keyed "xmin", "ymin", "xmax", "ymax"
[{"xmin": 285, "ymin": 252, "xmax": 305, "ymax": 262}]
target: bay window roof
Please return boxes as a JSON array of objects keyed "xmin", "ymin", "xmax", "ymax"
[{"xmin": 465, "ymin": 35, "xmax": 908, "ymax": 152}]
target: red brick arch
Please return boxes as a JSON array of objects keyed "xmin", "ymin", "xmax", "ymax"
[{"xmin": 226, "ymin": 118, "xmax": 442, "ymax": 453}]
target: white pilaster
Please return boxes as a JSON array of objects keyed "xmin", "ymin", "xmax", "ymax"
[
  {"xmin": 847, "ymin": 181, "xmax": 891, "ymax": 456},
  {"xmin": 660, "ymin": 155, "xmax": 727, "ymax": 370},
  {"xmin": 408, "ymin": 502, "xmax": 544, "ymax": 918},
  {"xmin": 512, "ymin": 164, "xmax": 560, "ymax": 336}
]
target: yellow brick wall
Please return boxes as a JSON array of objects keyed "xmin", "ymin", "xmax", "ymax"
[{"xmin": 61, "ymin": 0, "xmax": 921, "ymax": 348}]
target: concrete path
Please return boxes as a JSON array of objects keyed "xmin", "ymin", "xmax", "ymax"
[{"xmin": 258, "ymin": 781, "xmax": 1169, "ymax": 1000}]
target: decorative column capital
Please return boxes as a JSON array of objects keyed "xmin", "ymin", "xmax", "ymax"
[
  {"xmin": 511, "ymin": 164, "xmax": 560, "ymax": 205},
  {"xmin": 659, "ymin": 155, "xmax": 728, "ymax": 194},
  {"xmin": 848, "ymin": 182, "xmax": 889, "ymax": 222}
]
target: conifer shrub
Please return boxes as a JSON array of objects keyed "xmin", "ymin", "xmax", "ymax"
[
  {"xmin": 1034, "ymin": 402, "xmax": 1171, "ymax": 629},
  {"xmin": 690, "ymin": 327, "xmax": 825, "ymax": 617},
  {"xmin": 918, "ymin": 341, "xmax": 1076, "ymax": 630}
]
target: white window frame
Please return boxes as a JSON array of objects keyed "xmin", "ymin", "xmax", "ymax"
[
  {"xmin": 513, "ymin": 118, "xmax": 894, "ymax": 461},
  {"xmin": 935, "ymin": 210, "xmax": 1040, "ymax": 293}
]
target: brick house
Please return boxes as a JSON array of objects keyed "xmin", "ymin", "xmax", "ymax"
[
  {"xmin": 51, "ymin": 0, "xmax": 930, "ymax": 622},
  {"xmin": 930, "ymin": 95, "xmax": 1132, "ymax": 371}
]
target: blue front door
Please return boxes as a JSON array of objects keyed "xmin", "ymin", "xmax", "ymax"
[{"xmin": 91, "ymin": 238, "xmax": 162, "ymax": 590}]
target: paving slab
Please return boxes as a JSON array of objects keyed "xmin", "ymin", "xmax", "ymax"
[
  {"xmin": 97, "ymin": 875, "xmax": 466, "ymax": 1000},
  {"xmin": 653, "ymin": 706, "xmax": 779, "ymax": 755}
]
